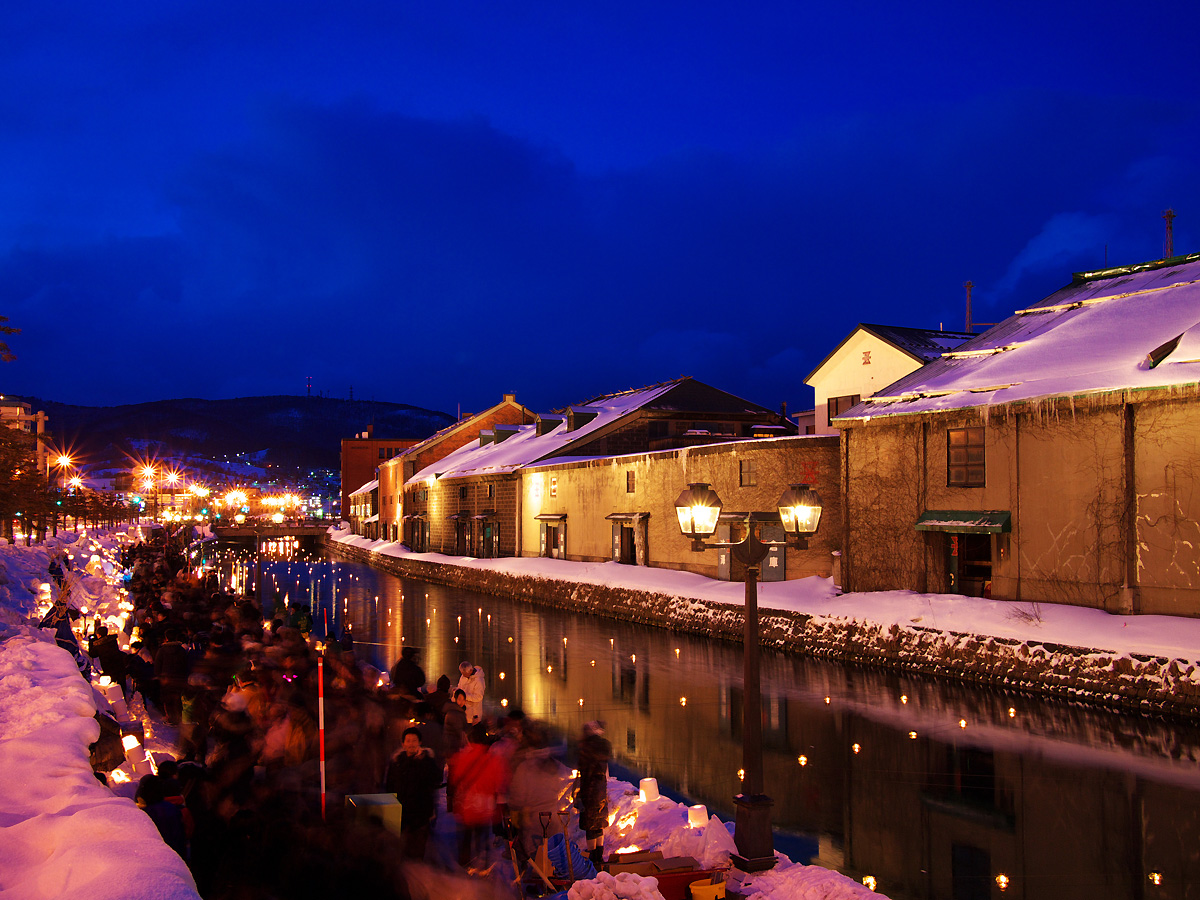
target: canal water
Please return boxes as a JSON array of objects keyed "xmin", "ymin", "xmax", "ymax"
[{"xmin": 206, "ymin": 538, "xmax": 1200, "ymax": 900}]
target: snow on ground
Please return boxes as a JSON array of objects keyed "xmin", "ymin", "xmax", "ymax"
[
  {"xmin": 332, "ymin": 527, "xmax": 1200, "ymax": 666},
  {"xmin": 0, "ymin": 527, "xmax": 200, "ymax": 900}
]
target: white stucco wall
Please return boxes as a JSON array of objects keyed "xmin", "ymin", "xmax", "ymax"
[{"xmin": 806, "ymin": 329, "xmax": 923, "ymax": 434}]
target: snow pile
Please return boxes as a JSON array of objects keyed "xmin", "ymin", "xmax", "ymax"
[
  {"xmin": 735, "ymin": 863, "xmax": 882, "ymax": 900},
  {"xmin": 0, "ymin": 529, "xmax": 200, "ymax": 900},
  {"xmin": 604, "ymin": 785, "xmax": 736, "ymax": 871},
  {"xmin": 568, "ymin": 870, "xmax": 664, "ymax": 900},
  {"xmin": 598, "ymin": 777, "xmax": 876, "ymax": 899}
]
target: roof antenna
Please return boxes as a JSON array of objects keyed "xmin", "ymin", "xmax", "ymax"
[{"xmin": 1164, "ymin": 208, "xmax": 1176, "ymax": 258}]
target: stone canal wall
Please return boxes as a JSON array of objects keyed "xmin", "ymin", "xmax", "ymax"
[{"xmin": 325, "ymin": 538, "xmax": 1200, "ymax": 721}]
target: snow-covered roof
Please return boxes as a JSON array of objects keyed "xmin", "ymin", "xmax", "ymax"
[
  {"xmin": 806, "ymin": 323, "xmax": 975, "ymax": 384},
  {"xmin": 837, "ymin": 253, "xmax": 1200, "ymax": 421},
  {"xmin": 394, "ymin": 395, "xmax": 535, "ymax": 462},
  {"xmin": 408, "ymin": 382, "xmax": 677, "ymax": 482},
  {"xmin": 408, "ymin": 377, "xmax": 793, "ymax": 483},
  {"xmin": 349, "ymin": 479, "xmax": 378, "ymax": 496}
]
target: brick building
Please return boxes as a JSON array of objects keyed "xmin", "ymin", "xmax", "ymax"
[
  {"xmin": 379, "ymin": 394, "xmax": 536, "ymax": 546},
  {"xmin": 339, "ymin": 428, "xmax": 421, "ymax": 523}
]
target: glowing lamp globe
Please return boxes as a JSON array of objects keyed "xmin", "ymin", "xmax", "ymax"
[
  {"xmin": 674, "ymin": 483, "xmax": 723, "ymax": 543},
  {"xmin": 777, "ymin": 483, "xmax": 823, "ymax": 540}
]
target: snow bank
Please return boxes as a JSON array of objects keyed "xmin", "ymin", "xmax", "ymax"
[{"xmin": 0, "ymin": 529, "xmax": 200, "ymax": 900}]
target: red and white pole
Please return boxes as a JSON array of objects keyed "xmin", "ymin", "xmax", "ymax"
[{"xmin": 318, "ymin": 655, "xmax": 327, "ymax": 820}]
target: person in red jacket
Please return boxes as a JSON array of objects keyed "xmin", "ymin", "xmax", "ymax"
[{"xmin": 446, "ymin": 722, "xmax": 504, "ymax": 869}]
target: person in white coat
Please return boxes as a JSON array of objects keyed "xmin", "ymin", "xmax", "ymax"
[{"xmin": 458, "ymin": 660, "xmax": 486, "ymax": 724}]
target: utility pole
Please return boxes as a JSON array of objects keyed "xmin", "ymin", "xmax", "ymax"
[
  {"xmin": 1164, "ymin": 208, "xmax": 1176, "ymax": 259},
  {"xmin": 964, "ymin": 281, "xmax": 995, "ymax": 334}
]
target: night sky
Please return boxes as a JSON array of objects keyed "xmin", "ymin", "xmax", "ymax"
[{"xmin": 3, "ymin": 1, "xmax": 1198, "ymax": 417}]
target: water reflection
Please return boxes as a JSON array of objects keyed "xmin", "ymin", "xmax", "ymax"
[{"xmin": 209, "ymin": 541, "xmax": 1200, "ymax": 899}]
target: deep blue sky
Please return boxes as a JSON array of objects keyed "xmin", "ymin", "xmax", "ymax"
[{"xmin": 3, "ymin": 1, "xmax": 1198, "ymax": 417}]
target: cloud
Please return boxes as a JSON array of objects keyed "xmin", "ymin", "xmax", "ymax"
[
  {"xmin": 3, "ymin": 90, "xmax": 1198, "ymax": 413},
  {"xmin": 990, "ymin": 211, "xmax": 1121, "ymax": 297}
]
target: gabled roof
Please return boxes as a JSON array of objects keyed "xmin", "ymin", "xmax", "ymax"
[
  {"xmin": 393, "ymin": 395, "xmax": 535, "ymax": 463},
  {"xmin": 805, "ymin": 323, "xmax": 975, "ymax": 385},
  {"xmin": 564, "ymin": 377, "xmax": 781, "ymax": 416},
  {"xmin": 408, "ymin": 377, "xmax": 787, "ymax": 483},
  {"xmin": 837, "ymin": 252, "xmax": 1200, "ymax": 422}
]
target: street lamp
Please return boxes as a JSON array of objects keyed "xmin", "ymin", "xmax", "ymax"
[{"xmin": 673, "ymin": 481, "xmax": 823, "ymax": 872}]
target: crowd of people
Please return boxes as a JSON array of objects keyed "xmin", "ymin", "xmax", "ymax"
[{"xmin": 73, "ymin": 531, "xmax": 613, "ymax": 899}]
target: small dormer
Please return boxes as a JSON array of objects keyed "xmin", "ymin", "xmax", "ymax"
[
  {"xmin": 479, "ymin": 430, "xmax": 495, "ymax": 447},
  {"xmin": 536, "ymin": 415, "xmax": 563, "ymax": 436},
  {"xmin": 494, "ymin": 424, "xmax": 519, "ymax": 442},
  {"xmin": 567, "ymin": 408, "xmax": 598, "ymax": 432}
]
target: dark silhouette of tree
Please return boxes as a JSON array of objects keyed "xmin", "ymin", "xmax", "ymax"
[
  {"xmin": 0, "ymin": 426, "xmax": 45, "ymax": 542},
  {"xmin": 0, "ymin": 315, "xmax": 19, "ymax": 362}
]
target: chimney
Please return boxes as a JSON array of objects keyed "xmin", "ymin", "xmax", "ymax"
[{"xmin": 1164, "ymin": 208, "xmax": 1176, "ymax": 258}]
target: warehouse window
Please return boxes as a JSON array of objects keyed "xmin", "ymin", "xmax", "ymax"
[{"xmin": 948, "ymin": 427, "xmax": 986, "ymax": 487}]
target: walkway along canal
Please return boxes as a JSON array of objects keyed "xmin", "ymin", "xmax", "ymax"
[{"xmin": 206, "ymin": 536, "xmax": 1200, "ymax": 899}]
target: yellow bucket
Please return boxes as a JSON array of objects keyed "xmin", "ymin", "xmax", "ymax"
[{"xmin": 689, "ymin": 880, "xmax": 726, "ymax": 900}]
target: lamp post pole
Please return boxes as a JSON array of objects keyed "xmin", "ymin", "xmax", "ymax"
[
  {"xmin": 730, "ymin": 521, "xmax": 775, "ymax": 871},
  {"xmin": 675, "ymin": 482, "xmax": 823, "ymax": 873}
]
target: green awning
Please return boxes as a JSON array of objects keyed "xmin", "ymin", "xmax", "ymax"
[{"xmin": 915, "ymin": 510, "xmax": 1011, "ymax": 534}]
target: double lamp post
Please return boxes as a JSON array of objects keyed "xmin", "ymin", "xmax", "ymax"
[{"xmin": 674, "ymin": 481, "xmax": 823, "ymax": 872}]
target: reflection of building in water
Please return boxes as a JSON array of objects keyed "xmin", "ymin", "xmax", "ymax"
[
  {"xmin": 209, "ymin": 550, "xmax": 1200, "ymax": 898},
  {"xmin": 836, "ymin": 706, "xmax": 1200, "ymax": 899}
]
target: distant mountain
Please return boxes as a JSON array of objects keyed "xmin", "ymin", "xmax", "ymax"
[{"xmin": 25, "ymin": 395, "xmax": 456, "ymax": 472}]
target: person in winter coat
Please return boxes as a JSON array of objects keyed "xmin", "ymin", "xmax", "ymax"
[
  {"xmin": 447, "ymin": 722, "xmax": 505, "ymax": 869},
  {"xmin": 442, "ymin": 689, "xmax": 469, "ymax": 761},
  {"xmin": 508, "ymin": 722, "xmax": 574, "ymax": 857},
  {"xmin": 457, "ymin": 660, "xmax": 486, "ymax": 724},
  {"xmin": 574, "ymin": 720, "xmax": 612, "ymax": 867},
  {"xmin": 384, "ymin": 727, "xmax": 441, "ymax": 860},
  {"xmin": 154, "ymin": 628, "xmax": 189, "ymax": 726},
  {"xmin": 136, "ymin": 773, "xmax": 188, "ymax": 860},
  {"xmin": 39, "ymin": 598, "xmax": 81, "ymax": 657},
  {"xmin": 390, "ymin": 646, "xmax": 426, "ymax": 701},
  {"xmin": 87, "ymin": 625, "xmax": 128, "ymax": 695},
  {"xmin": 425, "ymin": 674, "xmax": 452, "ymax": 724}
]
